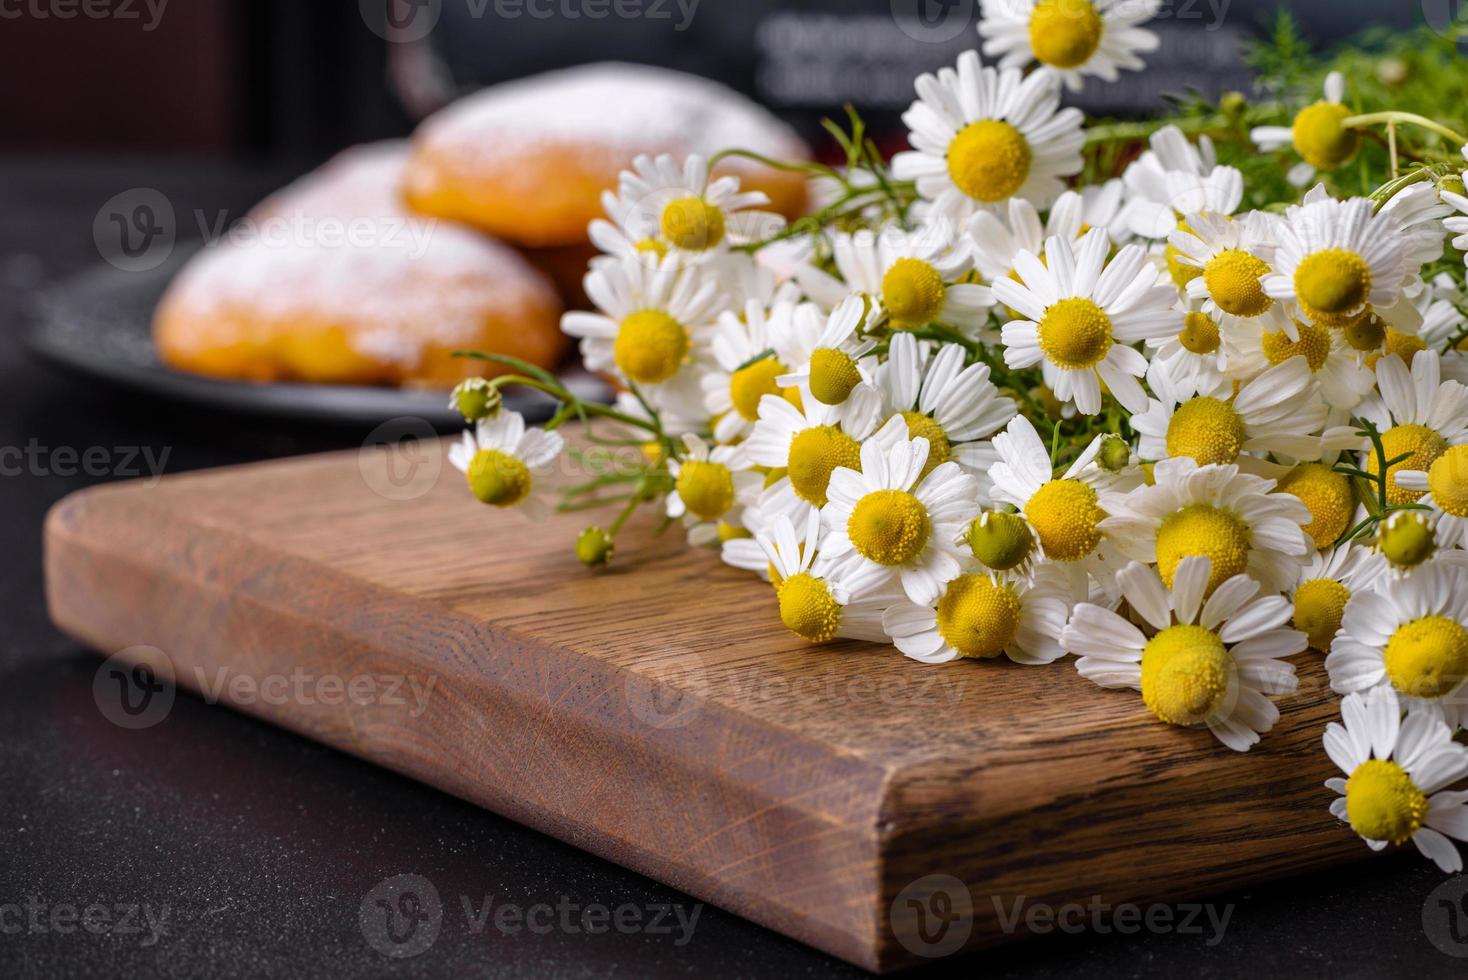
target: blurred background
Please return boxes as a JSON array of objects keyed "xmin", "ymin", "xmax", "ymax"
[{"xmin": 0, "ymin": 0, "xmax": 1427, "ymax": 163}]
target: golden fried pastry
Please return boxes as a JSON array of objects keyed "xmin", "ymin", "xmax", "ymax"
[
  {"xmin": 403, "ymin": 63, "xmax": 810, "ymax": 247},
  {"xmin": 155, "ymin": 143, "xmax": 566, "ymax": 388}
]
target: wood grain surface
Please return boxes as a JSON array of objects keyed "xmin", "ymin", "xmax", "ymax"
[{"xmin": 43, "ymin": 437, "xmax": 1369, "ymax": 972}]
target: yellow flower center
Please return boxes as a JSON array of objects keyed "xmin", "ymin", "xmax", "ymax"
[
  {"xmin": 729, "ymin": 355, "xmax": 785, "ymax": 420},
  {"xmin": 1262, "ymin": 319, "xmax": 1332, "ymax": 372},
  {"xmin": 787, "ymin": 425, "xmax": 862, "ymax": 507},
  {"xmin": 1291, "ymin": 100, "xmax": 1361, "ymax": 172},
  {"xmin": 1165, "ymin": 219, "xmax": 1200, "ymax": 290},
  {"xmin": 1028, "ymin": 0, "xmax": 1103, "ymax": 69},
  {"xmin": 1166, "ymin": 396, "xmax": 1246, "ymax": 466},
  {"xmin": 1276, "ymin": 462, "xmax": 1353, "ymax": 547},
  {"xmin": 1346, "ymin": 759, "xmax": 1426, "ymax": 845},
  {"xmin": 1428, "ymin": 444, "xmax": 1468, "ymax": 517},
  {"xmin": 1380, "ymin": 423, "xmax": 1448, "ymax": 506},
  {"xmin": 1385, "ymin": 615, "xmax": 1468, "ymax": 699},
  {"xmin": 848, "ymin": 489, "xmax": 931, "ymax": 566},
  {"xmin": 966, "ymin": 511, "xmax": 1035, "ymax": 570},
  {"xmin": 809, "ymin": 347, "xmax": 863, "ymax": 405},
  {"xmin": 633, "ymin": 237, "xmax": 668, "ymax": 260},
  {"xmin": 1179, "ymin": 311, "xmax": 1221, "ymax": 355},
  {"xmin": 1141, "ymin": 624, "xmax": 1233, "ymax": 726},
  {"xmin": 1027, "ymin": 478, "xmax": 1104, "ymax": 561},
  {"xmin": 660, "ymin": 196, "xmax": 726, "ymax": 252},
  {"xmin": 947, "ymin": 119, "xmax": 1032, "ymax": 203},
  {"xmin": 1294, "ymin": 578, "xmax": 1351, "ymax": 652},
  {"xmin": 935, "ymin": 575, "xmax": 1022, "ymax": 658},
  {"xmin": 776, "ymin": 572, "xmax": 842, "ymax": 643},
  {"xmin": 881, "ymin": 257, "xmax": 946, "ymax": 329},
  {"xmin": 615, "ymin": 309, "xmax": 688, "ymax": 384},
  {"xmin": 1038, "ymin": 297, "xmax": 1112, "ymax": 369},
  {"xmin": 1203, "ymin": 249, "xmax": 1273, "ymax": 317},
  {"xmin": 465, "ymin": 448, "xmax": 532, "ymax": 507},
  {"xmin": 1366, "ymin": 328, "xmax": 1428, "ymax": 370},
  {"xmin": 675, "ymin": 460, "xmax": 735, "ymax": 521},
  {"xmin": 1379, "ymin": 513, "xmax": 1435, "ymax": 568},
  {"xmin": 898, "ymin": 410, "xmax": 952, "ymax": 478},
  {"xmin": 1294, "ymin": 248, "xmax": 1372, "ymax": 322},
  {"xmin": 1156, "ymin": 503, "xmax": 1251, "ymax": 594},
  {"xmin": 716, "ymin": 520, "xmax": 751, "ymax": 542}
]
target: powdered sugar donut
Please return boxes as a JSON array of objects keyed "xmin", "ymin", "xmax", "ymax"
[
  {"xmin": 403, "ymin": 63, "xmax": 810, "ymax": 247},
  {"xmin": 155, "ymin": 143, "xmax": 565, "ymax": 388}
]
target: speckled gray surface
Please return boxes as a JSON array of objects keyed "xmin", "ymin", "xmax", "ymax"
[{"xmin": 3, "ymin": 160, "xmax": 1468, "ymax": 979}]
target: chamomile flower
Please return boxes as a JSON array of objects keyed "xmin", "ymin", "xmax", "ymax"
[
  {"xmin": 1263, "ymin": 191, "xmax": 1411, "ymax": 330},
  {"xmin": 448, "ymin": 411, "xmax": 565, "ymax": 520},
  {"xmin": 796, "ymin": 227, "xmax": 992, "ymax": 331},
  {"xmin": 989, "ymin": 413, "xmax": 1125, "ymax": 595},
  {"xmin": 1251, "ymin": 72, "xmax": 1361, "ymax": 187},
  {"xmin": 590, "ymin": 153, "xmax": 783, "ymax": 262},
  {"xmin": 756, "ymin": 510, "xmax": 891, "ymax": 644},
  {"xmin": 744, "ymin": 380, "xmax": 885, "ymax": 521},
  {"xmin": 1063, "ymin": 556, "xmax": 1305, "ymax": 751},
  {"xmin": 819, "ymin": 419, "xmax": 981, "ymax": 605},
  {"xmin": 1142, "ymin": 300, "xmax": 1232, "ymax": 401},
  {"xmin": 774, "ymin": 295, "xmax": 878, "ymax": 405},
  {"xmin": 1397, "ymin": 444, "xmax": 1468, "ymax": 549},
  {"xmin": 700, "ymin": 297, "xmax": 805, "ymax": 443},
  {"xmin": 882, "ymin": 564, "xmax": 1071, "ymax": 664},
  {"xmin": 993, "ymin": 229, "xmax": 1181, "ymax": 415},
  {"xmin": 1131, "ymin": 356, "xmax": 1328, "ymax": 469},
  {"xmin": 1100, "ymin": 457, "xmax": 1314, "ymax": 596},
  {"xmin": 1120, "ymin": 125, "xmax": 1243, "ymax": 240},
  {"xmin": 967, "ymin": 188, "xmax": 1120, "ymax": 289},
  {"xmin": 1223, "ymin": 314, "xmax": 1377, "ymax": 412},
  {"xmin": 666, "ymin": 435, "xmax": 762, "ymax": 544},
  {"xmin": 1168, "ymin": 210, "xmax": 1287, "ymax": 329},
  {"xmin": 893, "ymin": 50, "xmax": 1084, "ymax": 225},
  {"xmin": 1350, "ymin": 351, "xmax": 1468, "ymax": 506},
  {"xmin": 1274, "ymin": 461, "xmax": 1359, "ymax": 549},
  {"xmin": 1289, "ymin": 545, "xmax": 1386, "ymax": 652},
  {"xmin": 872, "ymin": 332, "xmax": 1016, "ymax": 481},
  {"xmin": 977, "ymin": 0, "xmax": 1160, "ymax": 92},
  {"xmin": 1326, "ymin": 561, "xmax": 1468, "ymax": 727},
  {"xmin": 1325, "ymin": 687, "xmax": 1468, "ymax": 872},
  {"xmin": 563, "ymin": 253, "xmax": 722, "ymax": 388}
]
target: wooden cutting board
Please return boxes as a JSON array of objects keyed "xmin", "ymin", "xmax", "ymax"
[{"xmin": 43, "ymin": 437, "xmax": 1365, "ymax": 972}]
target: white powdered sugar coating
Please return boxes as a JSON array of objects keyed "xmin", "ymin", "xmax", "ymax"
[
  {"xmin": 167, "ymin": 141, "xmax": 557, "ymax": 369},
  {"xmin": 251, "ymin": 141, "xmax": 415, "ymax": 221},
  {"xmin": 411, "ymin": 61, "xmax": 808, "ymax": 177}
]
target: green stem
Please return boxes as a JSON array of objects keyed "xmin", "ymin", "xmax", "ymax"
[{"xmin": 1343, "ymin": 111, "xmax": 1468, "ymax": 147}]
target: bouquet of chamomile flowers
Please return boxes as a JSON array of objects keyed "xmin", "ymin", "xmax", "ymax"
[{"xmin": 448, "ymin": 10, "xmax": 1468, "ymax": 875}]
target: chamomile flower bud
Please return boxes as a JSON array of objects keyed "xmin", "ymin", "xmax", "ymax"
[
  {"xmin": 965, "ymin": 511, "xmax": 1035, "ymax": 571},
  {"xmin": 576, "ymin": 526, "xmax": 615, "ymax": 567},
  {"xmin": 1378, "ymin": 511, "xmax": 1435, "ymax": 568},
  {"xmin": 451, "ymin": 378, "xmax": 501, "ymax": 422},
  {"xmin": 1097, "ymin": 435, "xmax": 1132, "ymax": 473}
]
